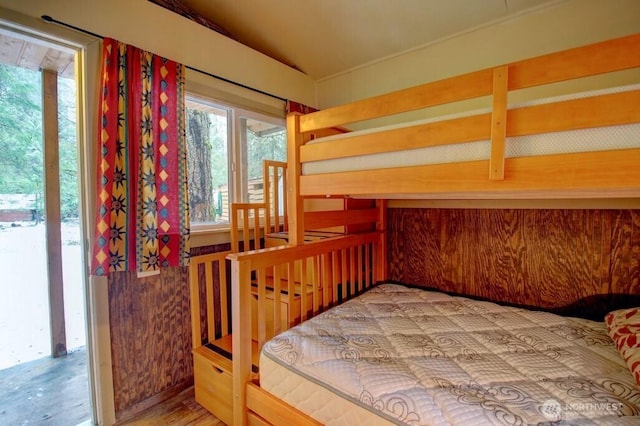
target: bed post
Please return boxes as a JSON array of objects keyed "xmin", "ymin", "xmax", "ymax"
[
  {"xmin": 231, "ymin": 256, "xmax": 252, "ymax": 426},
  {"xmin": 375, "ymin": 199, "xmax": 387, "ymax": 281},
  {"xmin": 489, "ymin": 65, "xmax": 508, "ymax": 180},
  {"xmin": 287, "ymin": 112, "xmax": 305, "ymax": 245},
  {"xmin": 188, "ymin": 261, "xmax": 203, "ymax": 350}
]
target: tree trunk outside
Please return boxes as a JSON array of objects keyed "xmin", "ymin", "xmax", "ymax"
[{"xmin": 186, "ymin": 109, "xmax": 214, "ymax": 222}]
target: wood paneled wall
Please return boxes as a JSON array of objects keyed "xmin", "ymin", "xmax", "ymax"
[
  {"xmin": 388, "ymin": 209, "xmax": 640, "ymax": 312},
  {"xmin": 108, "ymin": 243, "xmax": 229, "ymax": 420},
  {"xmin": 107, "ymin": 210, "xmax": 640, "ymax": 417}
]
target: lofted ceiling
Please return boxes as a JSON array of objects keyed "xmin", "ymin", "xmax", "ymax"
[
  {"xmin": 176, "ymin": 0, "xmax": 562, "ymax": 79},
  {"xmin": 0, "ymin": 1, "xmax": 563, "ymax": 82}
]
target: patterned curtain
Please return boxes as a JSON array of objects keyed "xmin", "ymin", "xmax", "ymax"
[{"xmin": 92, "ymin": 38, "xmax": 190, "ymax": 276}]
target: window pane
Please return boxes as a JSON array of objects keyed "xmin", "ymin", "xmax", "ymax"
[
  {"xmin": 244, "ymin": 118, "xmax": 286, "ymax": 204},
  {"xmin": 186, "ymin": 98, "xmax": 229, "ymax": 225}
]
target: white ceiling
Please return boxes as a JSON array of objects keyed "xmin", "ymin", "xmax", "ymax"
[{"xmin": 180, "ymin": 0, "xmax": 561, "ymax": 79}]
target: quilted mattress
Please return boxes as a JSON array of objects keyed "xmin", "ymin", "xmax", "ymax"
[{"xmin": 260, "ymin": 284, "xmax": 640, "ymax": 425}]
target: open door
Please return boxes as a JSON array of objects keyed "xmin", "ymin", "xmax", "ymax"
[{"xmin": 0, "ymin": 27, "xmax": 92, "ymax": 425}]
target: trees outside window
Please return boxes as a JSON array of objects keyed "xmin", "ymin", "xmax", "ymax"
[
  {"xmin": 1, "ymin": 71, "xmax": 285, "ymax": 230},
  {"xmin": 185, "ymin": 96, "xmax": 285, "ymax": 228},
  {"xmin": 0, "ymin": 64, "xmax": 78, "ymax": 221},
  {"xmin": 185, "ymin": 101, "xmax": 228, "ymax": 224}
]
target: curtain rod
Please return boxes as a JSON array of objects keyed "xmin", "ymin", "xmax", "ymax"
[{"xmin": 41, "ymin": 15, "xmax": 289, "ymax": 103}]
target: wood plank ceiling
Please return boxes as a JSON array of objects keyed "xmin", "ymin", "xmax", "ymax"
[{"xmin": 0, "ymin": 28, "xmax": 75, "ymax": 79}]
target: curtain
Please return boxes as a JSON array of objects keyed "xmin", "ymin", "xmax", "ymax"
[
  {"xmin": 286, "ymin": 100, "xmax": 317, "ymax": 115},
  {"xmin": 92, "ymin": 38, "xmax": 190, "ymax": 276}
]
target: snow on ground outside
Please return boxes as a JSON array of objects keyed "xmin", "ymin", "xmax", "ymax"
[{"xmin": 0, "ymin": 221, "xmax": 86, "ymax": 370}]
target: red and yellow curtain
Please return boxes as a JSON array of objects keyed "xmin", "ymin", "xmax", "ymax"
[{"xmin": 92, "ymin": 38, "xmax": 190, "ymax": 275}]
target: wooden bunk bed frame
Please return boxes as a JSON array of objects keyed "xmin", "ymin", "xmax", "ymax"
[
  {"xmin": 189, "ymin": 160, "xmax": 385, "ymax": 424},
  {"xmin": 192, "ymin": 33, "xmax": 640, "ymax": 425},
  {"xmin": 287, "ymin": 33, "xmax": 640, "ymax": 227}
]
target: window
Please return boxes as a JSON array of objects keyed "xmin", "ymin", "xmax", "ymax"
[
  {"xmin": 185, "ymin": 97, "xmax": 230, "ymax": 226},
  {"xmin": 185, "ymin": 96, "xmax": 285, "ymax": 229},
  {"xmin": 238, "ymin": 115, "xmax": 286, "ymax": 204}
]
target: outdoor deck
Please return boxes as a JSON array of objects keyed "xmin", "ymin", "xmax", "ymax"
[
  {"xmin": 0, "ymin": 348, "xmax": 90, "ymax": 425},
  {"xmin": 0, "ymin": 347, "xmax": 226, "ymax": 425}
]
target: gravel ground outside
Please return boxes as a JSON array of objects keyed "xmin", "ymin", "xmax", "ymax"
[{"xmin": 0, "ymin": 221, "xmax": 87, "ymax": 370}]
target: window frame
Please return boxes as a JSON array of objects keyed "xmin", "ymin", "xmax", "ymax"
[
  {"xmin": 233, "ymin": 106, "xmax": 287, "ymax": 204},
  {"xmin": 185, "ymin": 94, "xmax": 233, "ymax": 232},
  {"xmin": 185, "ymin": 92, "xmax": 286, "ymax": 234}
]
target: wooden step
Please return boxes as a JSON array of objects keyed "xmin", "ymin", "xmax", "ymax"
[{"xmin": 198, "ymin": 334, "xmax": 260, "ymax": 370}]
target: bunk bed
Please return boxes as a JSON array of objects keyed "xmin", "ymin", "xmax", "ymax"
[
  {"xmin": 287, "ymin": 33, "xmax": 640, "ymax": 211},
  {"xmin": 194, "ymin": 33, "xmax": 640, "ymax": 425},
  {"xmin": 189, "ymin": 161, "xmax": 383, "ymax": 424}
]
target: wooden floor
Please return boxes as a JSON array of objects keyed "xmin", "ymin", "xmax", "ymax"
[
  {"xmin": 118, "ymin": 387, "xmax": 224, "ymax": 426},
  {"xmin": 0, "ymin": 348, "xmax": 91, "ymax": 425},
  {"xmin": 0, "ymin": 347, "xmax": 223, "ymax": 426}
]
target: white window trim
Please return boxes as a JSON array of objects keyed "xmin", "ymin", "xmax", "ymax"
[{"xmin": 185, "ymin": 92, "xmax": 285, "ymax": 241}]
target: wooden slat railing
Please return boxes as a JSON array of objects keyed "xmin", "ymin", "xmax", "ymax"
[
  {"xmin": 292, "ymin": 33, "xmax": 640, "ymax": 198},
  {"xmin": 189, "ymin": 251, "xmax": 232, "ymax": 349},
  {"xmin": 231, "ymin": 203, "xmax": 266, "ymax": 253},
  {"xmin": 263, "ymin": 160, "xmax": 288, "ymax": 235},
  {"xmin": 229, "ymin": 231, "xmax": 384, "ymax": 425},
  {"xmin": 298, "ymin": 33, "xmax": 640, "ymax": 132},
  {"xmin": 299, "ymin": 90, "xmax": 640, "ymax": 164}
]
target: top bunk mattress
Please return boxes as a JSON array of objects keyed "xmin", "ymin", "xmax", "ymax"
[
  {"xmin": 302, "ymin": 85, "xmax": 640, "ymax": 176},
  {"xmin": 260, "ymin": 283, "xmax": 640, "ymax": 425}
]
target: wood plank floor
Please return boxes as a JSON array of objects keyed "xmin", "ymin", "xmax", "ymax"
[
  {"xmin": 0, "ymin": 348, "xmax": 91, "ymax": 425},
  {"xmin": 118, "ymin": 387, "xmax": 224, "ymax": 426},
  {"xmin": 0, "ymin": 347, "xmax": 223, "ymax": 426}
]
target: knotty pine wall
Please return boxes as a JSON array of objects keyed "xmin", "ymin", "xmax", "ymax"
[
  {"xmin": 108, "ymin": 244, "xmax": 228, "ymax": 420},
  {"xmin": 388, "ymin": 209, "xmax": 639, "ymax": 311}
]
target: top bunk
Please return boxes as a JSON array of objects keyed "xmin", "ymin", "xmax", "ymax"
[{"xmin": 287, "ymin": 33, "xmax": 640, "ymax": 201}]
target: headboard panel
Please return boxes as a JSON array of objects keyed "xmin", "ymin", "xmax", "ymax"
[{"xmin": 388, "ymin": 208, "xmax": 640, "ymax": 320}]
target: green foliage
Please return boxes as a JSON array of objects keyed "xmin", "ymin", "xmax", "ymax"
[
  {"xmin": 0, "ymin": 64, "xmax": 78, "ymax": 220},
  {"xmin": 209, "ymin": 113, "xmax": 228, "ymax": 189},
  {"xmin": 247, "ymin": 128, "xmax": 286, "ymax": 179},
  {"xmin": 0, "ymin": 65, "xmax": 43, "ymax": 196},
  {"xmin": 58, "ymin": 76, "xmax": 79, "ymax": 219}
]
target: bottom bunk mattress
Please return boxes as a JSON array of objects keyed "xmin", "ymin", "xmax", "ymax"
[{"xmin": 260, "ymin": 283, "xmax": 640, "ymax": 425}]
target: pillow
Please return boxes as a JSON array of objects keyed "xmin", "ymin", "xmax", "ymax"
[{"xmin": 605, "ymin": 307, "xmax": 640, "ymax": 386}]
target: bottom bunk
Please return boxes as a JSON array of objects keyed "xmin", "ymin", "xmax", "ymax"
[
  {"xmin": 259, "ymin": 284, "xmax": 640, "ymax": 425},
  {"xmin": 226, "ymin": 236, "xmax": 640, "ymax": 425}
]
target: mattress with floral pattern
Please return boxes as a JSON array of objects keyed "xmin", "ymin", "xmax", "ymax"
[{"xmin": 260, "ymin": 283, "xmax": 640, "ymax": 425}]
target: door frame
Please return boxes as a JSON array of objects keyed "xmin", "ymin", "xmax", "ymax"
[{"xmin": 0, "ymin": 8, "xmax": 116, "ymax": 425}]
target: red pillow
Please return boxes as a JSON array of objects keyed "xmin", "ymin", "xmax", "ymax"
[{"xmin": 606, "ymin": 307, "xmax": 640, "ymax": 386}]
